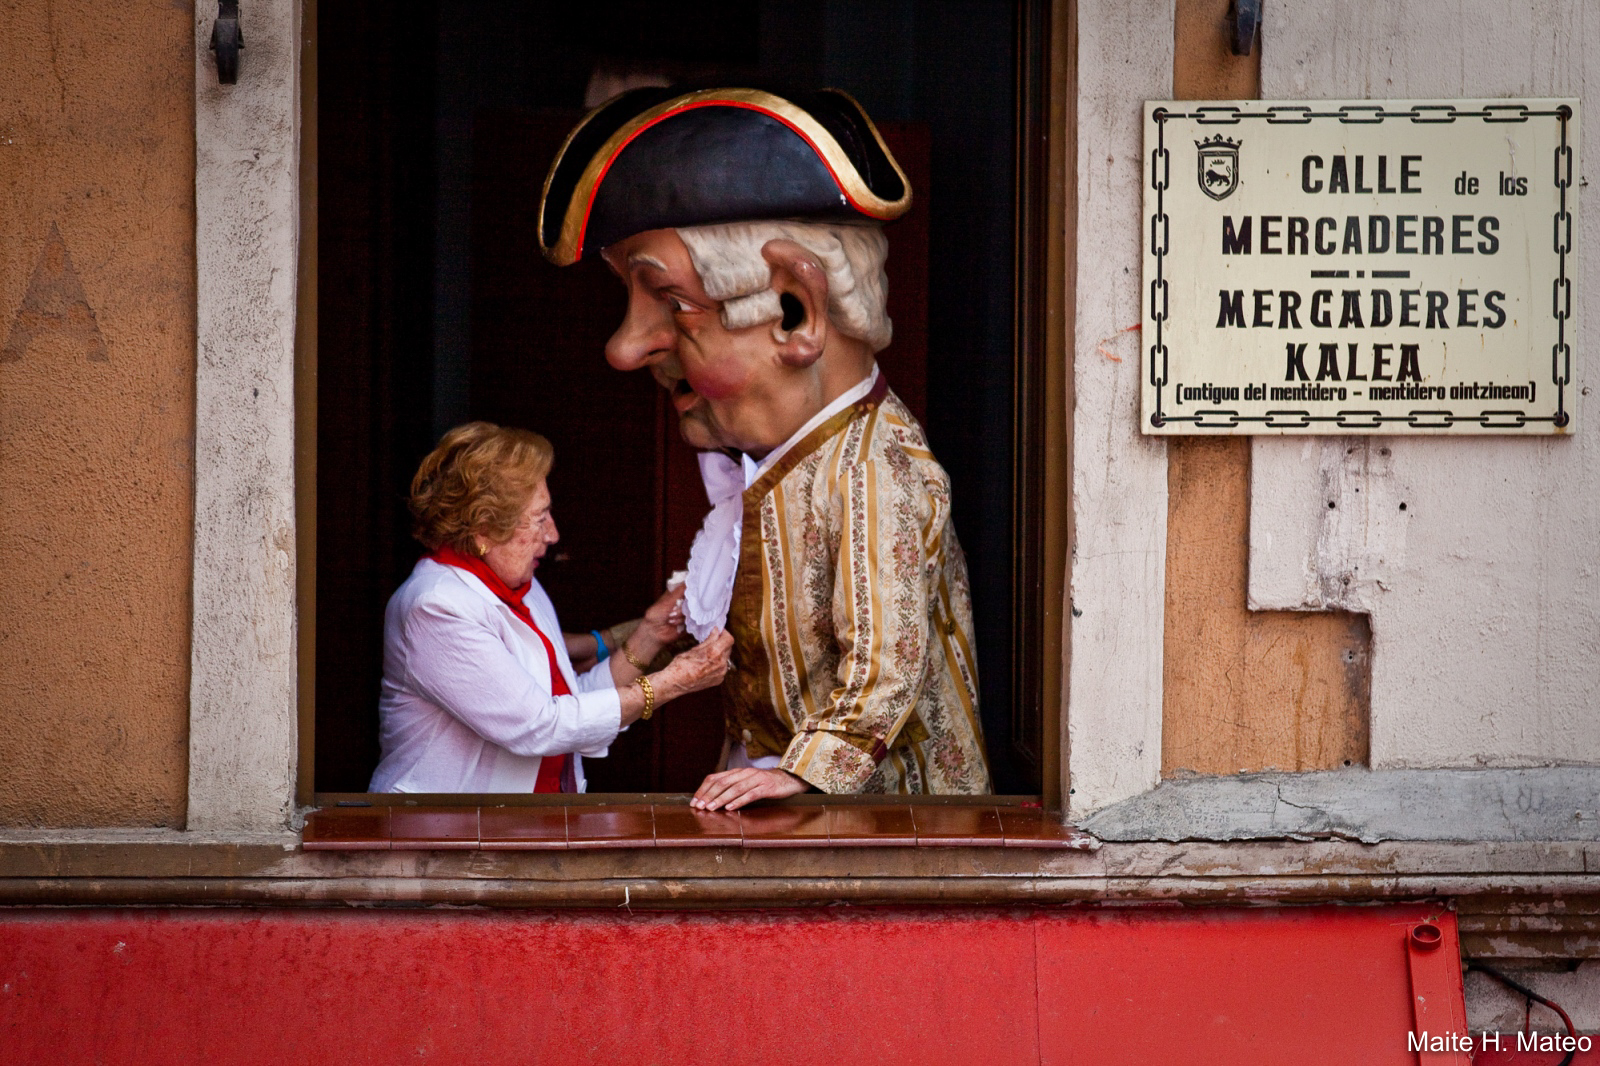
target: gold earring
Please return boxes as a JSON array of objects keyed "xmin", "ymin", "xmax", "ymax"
[{"xmin": 476, "ymin": 540, "xmax": 488, "ymax": 558}]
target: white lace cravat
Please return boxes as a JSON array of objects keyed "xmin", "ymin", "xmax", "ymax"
[{"xmin": 682, "ymin": 451, "xmax": 745, "ymax": 641}]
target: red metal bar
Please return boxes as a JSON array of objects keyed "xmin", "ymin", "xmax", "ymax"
[{"xmin": 1406, "ymin": 916, "xmax": 1474, "ymax": 1064}]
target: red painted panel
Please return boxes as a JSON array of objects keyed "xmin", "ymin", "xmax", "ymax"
[
  {"xmin": 0, "ymin": 904, "xmax": 1469, "ymax": 1065},
  {"xmin": 0, "ymin": 909, "xmax": 1038, "ymax": 1065},
  {"xmin": 1036, "ymin": 904, "xmax": 1456, "ymax": 1066}
]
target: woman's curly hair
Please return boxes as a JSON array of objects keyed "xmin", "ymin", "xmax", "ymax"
[{"xmin": 409, "ymin": 422, "xmax": 553, "ymax": 554}]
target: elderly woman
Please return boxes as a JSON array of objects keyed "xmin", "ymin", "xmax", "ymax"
[{"xmin": 369, "ymin": 421, "xmax": 732, "ymax": 793}]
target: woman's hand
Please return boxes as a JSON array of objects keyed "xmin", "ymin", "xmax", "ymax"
[
  {"xmin": 652, "ymin": 628, "xmax": 732, "ymax": 701},
  {"xmin": 616, "ymin": 629, "xmax": 732, "ymax": 728},
  {"xmin": 623, "ymin": 585, "xmax": 687, "ymax": 662}
]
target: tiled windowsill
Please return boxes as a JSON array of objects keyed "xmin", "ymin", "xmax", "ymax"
[{"xmin": 301, "ymin": 804, "xmax": 1100, "ymax": 851}]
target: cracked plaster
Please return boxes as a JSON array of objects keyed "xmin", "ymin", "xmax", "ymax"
[{"xmin": 1082, "ymin": 768, "xmax": 1600, "ymax": 844}]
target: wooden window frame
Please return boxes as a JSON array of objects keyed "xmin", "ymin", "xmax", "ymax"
[{"xmin": 294, "ymin": 0, "xmax": 1074, "ymax": 825}]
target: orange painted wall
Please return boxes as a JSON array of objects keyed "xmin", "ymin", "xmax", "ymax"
[
  {"xmin": 1159, "ymin": 0, "xmax": 1372, "ymax": 778},
  {"xmin": 0, "ymin": 4, "xmax": 194, "ymax": 825}
]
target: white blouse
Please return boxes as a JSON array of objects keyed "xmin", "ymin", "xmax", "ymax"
[{"xmin": 368, "ymin": 557, "xmax": 622, "ymax": 793}]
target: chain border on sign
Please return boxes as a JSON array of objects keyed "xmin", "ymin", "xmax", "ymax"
[{"xmin": 1147, "ymin": 103, "xmax": 1573, "ymax": 432}]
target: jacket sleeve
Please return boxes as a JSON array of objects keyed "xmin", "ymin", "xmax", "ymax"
[
  {"xmin": 571, "ymin": 659, "xmax": 625, "ymax": 754},
  {"xmin": 573, "ymin": 658, "xmax": 618, "ymax": 696},
  {"xmin": 778, "ymin": 451, "xmax": 937, "ymax": 792},
  {"xmin": 400, "ymin": 597, "xmax": 622, "ymax": 757}
]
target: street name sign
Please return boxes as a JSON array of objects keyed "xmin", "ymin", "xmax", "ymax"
[{"xmin": 1142, "ymin": 99, "xmax": 1579, "ymax": 434}]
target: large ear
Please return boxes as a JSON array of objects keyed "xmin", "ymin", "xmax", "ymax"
[{"xmin": 760, "ymin": 239, "xmax": 829, "ymax": 368}]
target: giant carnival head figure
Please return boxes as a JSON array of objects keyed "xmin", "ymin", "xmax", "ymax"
[{"xmin": 537, "ymin": 88, "xmax": 911, "ymax": 456}]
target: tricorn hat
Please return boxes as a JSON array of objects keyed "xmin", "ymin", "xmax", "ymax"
[{"xmin": 538, "ymin": 87, "xmax": 912, "ymax": 266}]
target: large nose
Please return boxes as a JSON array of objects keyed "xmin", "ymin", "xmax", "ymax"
[
  {"xmin": 543, "ymin": 513, "xmax": 559, "ymax": 546},
  {"xmin": 605, "ymin": 290, "xmax": 676, "ymax": 373}
]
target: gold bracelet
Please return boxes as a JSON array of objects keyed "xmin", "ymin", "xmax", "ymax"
[
  {"xmin": 633, "ymin": 675, "xmax": 655, "ymax": 721},
  {"xmin": 622, "ymin": 642, "xmax": 649, "ymax": 671}
]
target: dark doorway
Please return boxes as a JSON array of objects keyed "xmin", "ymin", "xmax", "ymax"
[{"xmin": 317, "ymin": 1, "xmax": 1039, "ymax": 794}]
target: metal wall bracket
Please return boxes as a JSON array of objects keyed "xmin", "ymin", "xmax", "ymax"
[
  {"xmin": 1228, "ymin": 0, "xmax": 1261, "ymax": 56},
  {"xmin": 210, "ymin": 0, "xmax": 244, "ymax": 84}
]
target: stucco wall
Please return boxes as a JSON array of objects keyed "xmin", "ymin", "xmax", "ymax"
[
  {"xmin": 1250, "ymin": 0, "xmax": 1600, "ymax": 769},
  {"xmin": 1071, "ymin": 0, "xmax": 1600, "ymax": 818},
  {"xmin": 0, "ymin": 1, "xmax": 196, "ymax": 825},
  {"xmin": 186, "ymin": 0, "xmax": 302, "ymax": 834}
]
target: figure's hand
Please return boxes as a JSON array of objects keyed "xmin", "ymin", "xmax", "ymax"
[
  {"xmin": 690, "ymin": 767, "xmax": 811, "ymax": 811},
  {"xmin": 654, "ymin": 628, "xmax": 732, "ymax": 700},
  {"xmin": 626, "ymin": 586, "xmax": 687, "ymax": 660}
]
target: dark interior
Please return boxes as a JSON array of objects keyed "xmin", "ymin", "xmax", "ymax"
[{"xmin": 317, "ymin": 0, "xmax": 1035, "ymax": 794}]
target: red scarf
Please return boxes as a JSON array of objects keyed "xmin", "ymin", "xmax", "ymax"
[{"xmin": 430, "ymin": 544, "xmax": 569, "ymax": 793}]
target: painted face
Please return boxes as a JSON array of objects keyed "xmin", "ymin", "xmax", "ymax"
[
  {"xmin": 601, "ymin": 229, "xmax": 775, "ymax": 452},
  {"xmin": 481, "ymin": 478, "xmax": 558, "ymax": 589}
]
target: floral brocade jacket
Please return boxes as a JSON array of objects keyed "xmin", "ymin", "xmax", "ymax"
[{"xmin": 724, "ymin": 377, "xmax": 992, "ymax": 795}]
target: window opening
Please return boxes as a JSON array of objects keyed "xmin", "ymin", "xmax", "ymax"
[{"xmin": 314, "ymin": 0, "xmax": 1055, "ymax": 801}]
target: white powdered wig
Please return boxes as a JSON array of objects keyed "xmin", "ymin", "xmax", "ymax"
[{"xmin": 675, "ymin": 221, "xmax": 893, "ymax": 352}]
